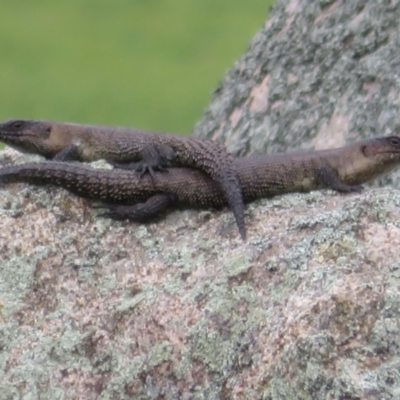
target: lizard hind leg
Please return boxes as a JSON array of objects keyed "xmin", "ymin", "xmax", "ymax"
[{"xmin": 96, "ymin": 193, "xmax": 178, "ymax": 222}]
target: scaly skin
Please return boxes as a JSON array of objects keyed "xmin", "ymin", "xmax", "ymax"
[
  {"xmin": 1, "ymin": 136, "xmax": 400, "ymax": 238},
  {"xmin": 0, "ymin": 119, "xmax": 245, "ymax": 238}
]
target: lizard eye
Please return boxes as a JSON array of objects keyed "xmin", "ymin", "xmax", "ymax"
[
  {"xmin": 10, "ymin": 120, "xmax": 24, "ymax": 129},
  {"xmin": 388, "ymin": 136, "xmax": 400, "ymax": 146}
]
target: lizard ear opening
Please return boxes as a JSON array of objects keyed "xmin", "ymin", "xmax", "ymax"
[{"xmin": 361, "ymin": 144, "xmax": 368, "ymax": 156}]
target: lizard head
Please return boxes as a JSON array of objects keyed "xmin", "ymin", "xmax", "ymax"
[
  {"xmin": 353, "ymin": 135, "xmax": 400, "ymax": 180},
  {"xmin": 0, "ymin": 119, "xmax": 72, "ymax": 158},
  {"xmin": 362, "ymin": 136, "xmax": 400, "ymax": 158}
]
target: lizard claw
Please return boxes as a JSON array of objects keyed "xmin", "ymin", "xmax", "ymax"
[
  {"xmin": 135, "ymin": 163, "xmax": 169, "ymax": 180},
  {"xmin": 97, "ymin": 204, "xmax": 131, "ymax": 220},
  {"xmin": 349, "ymin": 184, "xmax": 363, "ymax": 193},
  {"xmin": 108, "ymin": 160, "xmax": 168, "ymax": 180},
  {"xmin": 339, "ymin": 184, "xmax": 364, "ymax": 193},
  {"xmin": 97, "ymin": 203, "xmax": 152, "ymax": 222},
  {"xmin": 92, "ymin": 203, "xmax": 110, "ymax": 210}
]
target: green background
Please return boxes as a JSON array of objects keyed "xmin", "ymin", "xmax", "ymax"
[{"xmin": 0, "ymin": 0, "xmax": 273, "ymax": 135}]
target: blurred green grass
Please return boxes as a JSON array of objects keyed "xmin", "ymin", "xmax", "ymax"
[{"xmin": 0, "ymin": 0, "xmax": 273, "ymax": 135}]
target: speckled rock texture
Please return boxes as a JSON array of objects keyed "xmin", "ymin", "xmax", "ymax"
[
  {"xmin": 3, "ymin": 0, "xmax": 400, "ymax": 398},
  {"xmin": 1, "ymin": 149, "xmax": 400, "ymax": 399}
]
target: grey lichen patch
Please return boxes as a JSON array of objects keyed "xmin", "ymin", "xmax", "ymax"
[
  {"xmin": 189, "ymin": 281, "xmax": 260, "ymax": 374},
  {"xmin": 0, "ymin": 255, "xmax": 38, "ymax": 315},
  {"xmin": 139, "ymin": 341, "xmax": 174, "ymax": 371},
  {"xmin": 115, "ymin": 287, "xmax": 154, "ymax": 317},
  {"xmin": 225, "ymin": 254, "xmax": 252, "ymax": 277},
  {"xmin": 315, "ymin": 234, "xmax": 359, "ymax": 264}
]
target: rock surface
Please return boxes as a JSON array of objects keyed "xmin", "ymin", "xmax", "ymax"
[
  {"xmin": 1, "ymin": 149, "xmax": 400, "ymax": 399},
  {"xmin": 2, "ymin": 0, "xmax": 400, "ymax": 398}
]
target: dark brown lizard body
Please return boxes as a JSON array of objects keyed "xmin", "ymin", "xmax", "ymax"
[
  {"xmin": 0, "ymin": 119, "xmax": 245, "ymax": 237},
  {"xmin": 1, "ymin": 136, "xmax": 400, "ymax": 237}
]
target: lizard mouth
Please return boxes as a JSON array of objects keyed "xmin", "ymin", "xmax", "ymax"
[
  {"xmin": 0, "ymin": 131, "xmax": 24, "ymax": 137},
  {"xmin": 0, "ymin": 131, "xmax": 39, "ymax": 139},
  {"xmin": 376, "ymin": 150, "xmax": 400, "ymax": 155}
]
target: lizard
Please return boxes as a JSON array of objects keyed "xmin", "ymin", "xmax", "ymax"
[
  {"xmin": 0, "ymin": 118, "xmax": 245, "ymax": 237},
  {"xmin": 0, "ymin": 135, "xmax": 399, "ymax": 238}
]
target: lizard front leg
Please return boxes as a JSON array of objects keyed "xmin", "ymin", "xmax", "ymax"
[
  {"xmin": 316, "ymin": 165, "xmax": 363, "ymax": 192},
  {"xmin": 52, "ymin": 144, "xmax": 81, "ymax": 162},
  {"xmin": 108, "ymin": 144, "xmax": 176, "ymax": 179},
  {"xmin": 97, "ymin": 193, "xmax": 178, "ymax": 222}
]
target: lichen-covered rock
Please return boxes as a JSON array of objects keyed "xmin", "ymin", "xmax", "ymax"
[
  {"xmin": 1, "ymin": 149, "xmax": 400, "ymax": 399},
  {"xmin": 3, "ymin": 0, "xmax": 400, "ymax": 398}
]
